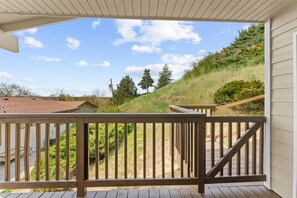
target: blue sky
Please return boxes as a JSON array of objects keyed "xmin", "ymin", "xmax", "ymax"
[{"xmin": 0, "ymin": 18, "xmax": 253, "ymax": 96}]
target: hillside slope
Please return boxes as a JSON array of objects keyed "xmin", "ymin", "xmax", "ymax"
[
  {"xmin": 120, "ymin": 64, "xmax": 264, "ymax": 113},
  {"xmin": 120, "ymin": 24, "xmax": 264, "ymax": 114},
  {"xmin": 184, "ymin": 24, "xmax": 264, "ymax": 78}
]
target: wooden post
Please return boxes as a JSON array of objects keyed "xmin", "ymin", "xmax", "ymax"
[
  {"xmin": 76, "ymin": 119, "xmax": 89, "ymax": 197},
  {"xmin": 198, "ymin": 116, "xmax": 206, "ymax": 193}
]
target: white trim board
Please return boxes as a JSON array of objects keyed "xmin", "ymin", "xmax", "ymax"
[
  {"xmin": 264, "ymin": 19, "xmax": 271, "ymax": 190},
  {"xmin": 293, "ymin": 32, "xmax": 297, "ymax": 198}
]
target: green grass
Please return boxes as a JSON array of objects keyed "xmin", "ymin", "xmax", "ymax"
[{"xmin": 120, "ymin": 64, "xmax": 264, "ymax": 114}]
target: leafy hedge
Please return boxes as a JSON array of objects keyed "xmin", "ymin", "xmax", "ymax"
[
  {"xmin": 31, "ymin": 123, "xmax": 133, "ymax": 181},
  {"xmin": 213, "ymin": 80, "xmax": 264, "ymax": 115}
]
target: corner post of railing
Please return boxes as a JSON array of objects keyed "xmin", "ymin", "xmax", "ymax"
[
  {"xmin": 76, "ymin": 118, "xmax": 89, "ymax": 197},
  {"xmin": 198, "ymin": 114, "xmax": 206, "ymax": 193}
]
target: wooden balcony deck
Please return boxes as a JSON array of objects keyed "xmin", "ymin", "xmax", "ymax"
[{"xmin": 0, "ymin": 184, "xmax": 280, "ymax": 198}]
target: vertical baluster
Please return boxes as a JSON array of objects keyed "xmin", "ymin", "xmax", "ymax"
[
  {"xmin": 123, "ymin": 123, "xmax": 128, "ymax": 178},
  {"xmin": 171, "ymin": 123, "xmax": 175, "ymax": 178},
  {"xmin": 115, "ymin": 123, "xmax": 118, "ymax": 179},
  {"xmin": 185, "ymin": 123, "xmax": 188, "ymax": 165},
  {"xmin": 194, "ymin": 122, "xmax": 198, "ymax": 177},
  {"xmin": 259, "ymin": 123, "xmax": 264, "ymax": 174},
  {"xmin": 36, "ymin": 123, "xmax": 41, "ymax": 181},
  {"xmin": 228, "ymin": 122, "xmax": 232, "ymax": 176},
  {"xmin": 152, "ymin": 123, "xmax": 156, "ymax": 178},
  {"xmin": 180, "ymin": 123, "xmax": 184, "ymax": 178},
  {"xmin": 45, "ymin": 123, "xmax": 50, "ymax": 180},
  {"xmin": 134, "ymin": 123, "xmax": 137, "ymax": 179},
  {"xmin": 198, "ymin": 120, "xmax": 206, "ymax": 193},
  {"xmin": 162, "ymin": 123, "xmax": 165, "ymax": 178},
  {"xmin": 177, "ymin": 123, "xmax": 179, "ymax": 154},
  {"xmin": 95, "ymin": 123, "xmax": 99, "ymax": 179},
  {"xmin": 143, "ymin": 123, "xmax": 146, "ymax": 178},
  {"xmin": 190, "ymin": 123, "xmax": 194, "ymax": 173},
  {"xmin": 252, "ymin": 122, "xmax": 257, "ymax": 175},
  {"xmin": 187, "ymin": 123, "xmax": 191, "ymax": 177},
  {"xmin": 15, "ymin": 123, "xmax": 21, "ymax": 181},
  {"xmin": 5, "ymin": 123, "xmax": 10, "ymax": 181},
  {"xmin": 105, "ymin": 123, "xmax": 109, "ymax": 179},
  {"xmin": 66, "ymin": 123, "xmax": 70, "ymax": 180},
  {"xmin": 24, "ymin": 123, "xmax": 30, "ymax": 181},
  {"xmin": 55, "ymin": 123, "xmax": 60, "ymax": 181},
  {"xmin": 236, "ymin": 122, "xmax": 241, "ymax": 175},
  {"xmin": 211, "ymin": 122, "xmax": 215, "ymax": 168},
  {"xmin": 0, "ymin": 123, "xmax": 2, "ymax": 146},
  {"xmin": 245, "ymin": 122, "xmax": 250, "ymax": 175},
  {"xmin": 220, "ymin": 122, "xmax": 224, "ymax": 176}
]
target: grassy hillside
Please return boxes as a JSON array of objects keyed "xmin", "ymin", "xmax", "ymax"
[
  {"xmin": 184, "ymin": 24, "xmax": 264, "ymax": 78},
  {"xmin": 120, "ymin": 64, "xmax": 264, "ymax": 113},
  {"xmin": 120, "ymin": 24, "xmax": 264, "ymax": 114}
]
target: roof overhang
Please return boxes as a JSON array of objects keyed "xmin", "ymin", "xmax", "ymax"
[{"xmin": 0, "ymin": 0, "xmax": 296, "ymax": 52}]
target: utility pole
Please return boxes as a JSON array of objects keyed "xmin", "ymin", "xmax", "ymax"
[{"xmin": 109, "ymin": 78, "xmax": 116, "ymax": 106}]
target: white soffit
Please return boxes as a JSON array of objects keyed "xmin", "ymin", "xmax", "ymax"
[{"xmin": 0, "ymin": 0, "xmax": 295, "ymax": 32}]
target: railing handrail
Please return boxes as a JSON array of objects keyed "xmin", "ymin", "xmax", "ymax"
[
  {"xmin": 0, "ymin": 107, "xmax": 266, "ymax": 197},
  {"xmin": 169, "ymin": 105, "xmax": 204, "ymax": 114},
  {"xmin": 0, "ymin": 112, "xmax": 205, "ymax": 118}
]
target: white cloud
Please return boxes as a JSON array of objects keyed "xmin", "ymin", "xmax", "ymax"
[
  {"xmin": 161, "ymin": 54, "xmax": 202, "ymax": 65},
  {"xmin": 24, "ymin": 37, "xmax": 44, "ymax": 49},
  {"xmin": 92, "ymin": 19, "xmax": 101, "ymax": 29},
  {"xmin": 242, "ymin": 24, "xmax": 254, "ymax": 30},
  {"xmin": 17, "ymin": 28, "xmax": 38, "ymax": 36},
  {"xmin": 114, "ymin": 19, "xmax": 201, "ymax": 47},
  {"xmin": 198, "ymin": 49, "xmax": 207, "ymax": 54},
  {"xmin": 24, "ymin": 77, "xmax": 34, "ymax": 83},
  {"xmin": 125, "ymin": 53, "xmax": 201, "ymax": 80},
  {"xmin": 126, "ymin": 64, "xmax": 188, "ymax": 80},
  {"xmin": 214, "ymin": 28, "xmax": 232, "ymax": 36},
  {"xmin": 76, "ymin": 60, "xmax": 89, "ymax": 67},
  {"xmin": 131, "ymin": 44, "xmax": 161, "ymax": 53},
  {"xmin": 0, "ymin": 72, "xmax": 15, "ymax": 80},
  {"xmin": 113, "ymin": 19, "xmax": 143, "ymax": 46},
  {"xmin": 99, "ymin": 61, "xmax": 111, "ymax": 67},
  {"xmin": 30, "ymin": 56, "xmax": 62, "ymax": 62},
  {"xmin": 66, "ymin": 37, "xmax": 80, "ymax": 50}
]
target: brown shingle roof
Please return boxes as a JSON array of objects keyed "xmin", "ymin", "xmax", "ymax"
[{"xmin": 0, "ymin": 97, "xmax": 97, "ymax": 113}]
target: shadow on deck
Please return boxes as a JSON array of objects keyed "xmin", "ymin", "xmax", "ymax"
[{"xmin": 0, "ymin": 184, "xmax": 280, "ymax": 198}]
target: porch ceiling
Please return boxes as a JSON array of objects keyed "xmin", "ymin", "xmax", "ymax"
[{"xmin": 0, "ymin": 0, "xmax": 295, "ymax": 32}]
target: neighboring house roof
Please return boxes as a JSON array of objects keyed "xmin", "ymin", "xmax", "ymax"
[{"xmin": 0, "ymin": 97, "xmax": 98, "ymax": 113}]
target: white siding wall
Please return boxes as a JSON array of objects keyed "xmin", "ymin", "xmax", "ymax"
[{"xmin": 271, "ymin": 3, "xmax": 297, "ymax": 198}]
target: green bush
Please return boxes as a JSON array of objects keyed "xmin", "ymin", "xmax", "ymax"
[
  {"xmin": 31, "ymin": 123, "xmax": 133, "ymax": 182},
  {"xmin": 213, "ymin": 80, "xmax": 264, "ymax": 115}
]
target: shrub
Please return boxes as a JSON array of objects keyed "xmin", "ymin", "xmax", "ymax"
[
  {"xmin": 213, "ymin": 80, "xmax": 264, "ymax": 115},
  {"xmin": 31, "ymin": 123, "xmax": 133, "ymax": 182}
]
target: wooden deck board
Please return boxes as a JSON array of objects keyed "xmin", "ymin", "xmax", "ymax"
[{"xmin": 0, "ymin": 185, "xmax": 281, "ymax": 198}]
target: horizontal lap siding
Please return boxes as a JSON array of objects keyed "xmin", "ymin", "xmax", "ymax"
[{"xmin": 271, "ymin": 3, "xmax": 297, "ymax": 198}]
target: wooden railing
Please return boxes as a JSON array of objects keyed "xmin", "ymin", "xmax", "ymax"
[
  {"xmin": 174, "ymin": 105, "xmax": 217, "ymax": 116},
  {"xmin": 0, "ymin": 113, "xmax": 205, "ymax": 196},
  {"xmin": 0, "ymin": 109, "xmax": 266, "ymax": 197},
  {"xmin": 170, "ymin": 105, "xmax": 266, "ymax": 184}
]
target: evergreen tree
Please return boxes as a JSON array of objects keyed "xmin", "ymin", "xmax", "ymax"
[
  {"xmin": 114, "ymin": 75, "xmax": 137, "ymax": 105},
  {"xmin": 156, "ymin": 64, "xmax": 173, "ymax": 89},
  {"xmin": 138, "ymin": 69, "xmax": 154, "ymax": 93}
]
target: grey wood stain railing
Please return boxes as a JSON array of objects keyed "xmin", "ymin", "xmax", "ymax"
[{"xmin": 0, "ymin": 109, "xmax": 266, "ymax": 197}]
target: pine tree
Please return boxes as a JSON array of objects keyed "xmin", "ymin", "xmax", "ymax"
[
  {"xmin": 114, "ymin": 75, "xmax": 137, "ymax": 105},
  {"xmin": 156, "ymin": 64, "xmax": 173, "ymax": 89},
  {"xmin": 138, "ymin": 69, "xmax": 154, "ymax": 93}
]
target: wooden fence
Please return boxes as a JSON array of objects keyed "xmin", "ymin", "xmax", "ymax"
[{"xmin": 0, "ymin": 110, "xmax": 266, "ymax": 197}]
